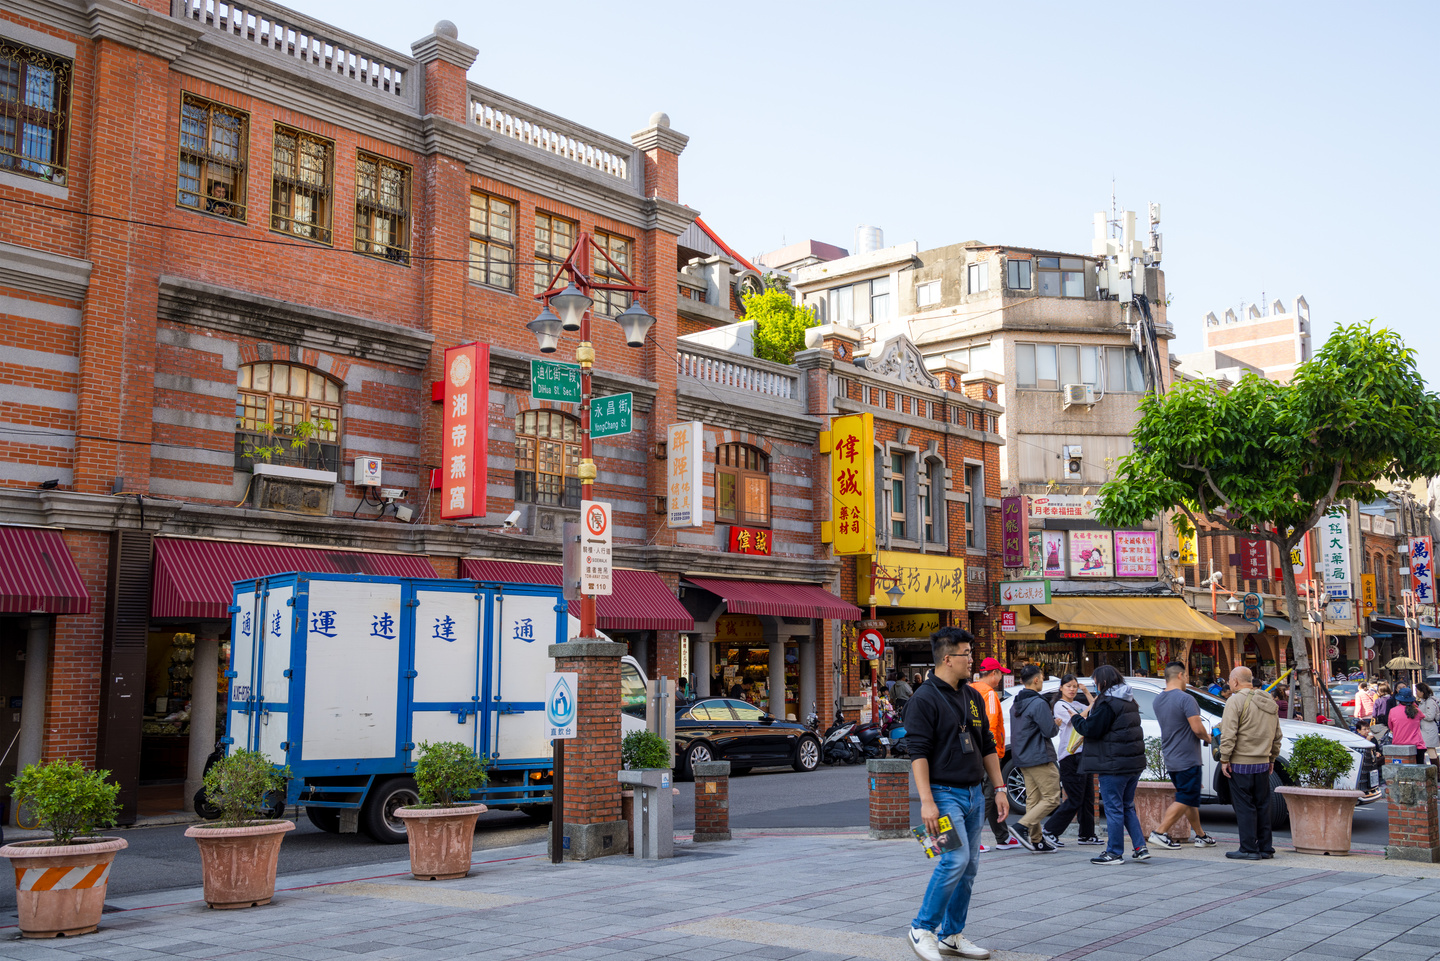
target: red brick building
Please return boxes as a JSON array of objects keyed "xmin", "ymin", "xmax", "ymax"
[{"xmin": 0, "ymin": 0, "xmax": 1003, "ymax": 820}]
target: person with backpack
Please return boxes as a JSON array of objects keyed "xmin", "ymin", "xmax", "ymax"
[
  {"xmin": 1073, "ymin": 664, "xmax": 1148, "ymax": 865},
  {"xmin": 1042, "ymin": 674, "xmax": 1100, "ymax": 846}
]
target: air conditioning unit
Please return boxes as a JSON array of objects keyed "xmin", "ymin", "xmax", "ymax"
[
  {"xmin": 1062, "ymin": 384, "xmax": 1096, "ymax": 409},
  {"xmin": 1062, "ymin": 445, "xmax": 1083, "ymax": 481},
  {"xmin": 354, "ymin": 456, "xmax": 383, "ymax": 487}
]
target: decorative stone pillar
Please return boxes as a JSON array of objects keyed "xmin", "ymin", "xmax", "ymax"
[
  {"xmin": 15, "ymin": 617, "xmax": 50, "ymax": 823},
  {"xmin": 768, "ymin": 641, "xmax": 787, "ymax": 717},
  {"xmin": 549, "ymin": 641, "xmax": 627, "ymax": 860},
  {"xmin": 1383, "ymin": 752, "xmax": 1440, "ymax": 862},
  {"xmin": 693, "ymin": 760, "xmax": 731, "ymax": 842},
  {"xmin": 184, "ymin": 623, "xmax": 224, "ymax": 811},
  {"xmin": 694, "ymin": 636, "xmax": 712, "ymax": 696},
  {"xmin": 867, "ymin": 758, "xmax": 912, "ymax": 839},
  {"xmin": 799, "ymin": 637, "xmax": 816, "ymax": 724}
]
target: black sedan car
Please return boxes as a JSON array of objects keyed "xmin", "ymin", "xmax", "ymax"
[{"xmin": 672, "ymin": 698, "xmax": 821, "ymax": 780}]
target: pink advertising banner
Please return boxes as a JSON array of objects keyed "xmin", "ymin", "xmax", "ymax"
[
  {"xmin": 1113, "ymin": 530, "xmax": 1157, "ymax": 577},
  {"xmin": 1069, "ymin": 530, "xmax": 1113, "ymax": 578},
  {"xmin": 1042, "ymin": 531, "xmax": 1066, "ymax": 577}
]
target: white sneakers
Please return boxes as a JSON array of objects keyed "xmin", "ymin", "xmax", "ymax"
[{"xmin": 910, "ymin": 928, "xmax": 992, "ymax": 960}]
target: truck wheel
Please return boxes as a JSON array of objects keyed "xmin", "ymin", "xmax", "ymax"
[
  {"xmin": 306, "ymin": 807, "xmax": 342, "ymax": 833},
  {"xmin": 362, "ymin": 777, "xmax": 419, "ymax": 844}
]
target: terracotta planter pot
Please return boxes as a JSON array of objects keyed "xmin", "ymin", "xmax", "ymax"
[
  {"xmin": 1133, "ymin": 781, "xmax": 1190, "ymax": 839},
  {"xmin": 0, "ymin": 837, "xmax": 127, "ymax": 938},
  {"xmin": 184, "ymin": 820, "xmax": 295, "ymax": 909},
  {"xmin": 1276, "ymin": 786, "xmax": 1362, "ymax": 855},
  {"xmin": 394, "ymin": 804, "xmax": 486, "ymax": 880}
]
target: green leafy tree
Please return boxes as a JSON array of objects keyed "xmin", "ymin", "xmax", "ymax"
[
  {"xmin": 744, "ymin": 286, "xmax": 817, "ymax": 365},
  {"xmin": 9, "ymin": 759, "xmax": 121, "ymax": 845},
  {"xmin": 413, "ymin": 741, "xmax": 488, "ymax": 806},
  {"xmin": 1095, "ymin": 323, "xmax": 1440, "ymax": 721}
]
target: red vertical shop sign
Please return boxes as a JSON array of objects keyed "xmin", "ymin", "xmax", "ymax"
[
  {"xmin": 1238, "ymin": 534, "xmax": 1269, "ymax": 580},
  {"xmin": 441, "ymin": 343, "xmax": 489, "ymax": 520}
]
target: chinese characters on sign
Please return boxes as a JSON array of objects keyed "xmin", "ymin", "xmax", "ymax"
[
  {"xmin": 310, "ymin": 610, "xmax": 337, "ymax": 638},
  {"xmin": 1000, "ymin": 579, "xmax": 1052, "ymax": 604},
  {"xmin": 1041, "ymin": 531, "xmax": 1066, "ymax": 577},
  {"xmin": 666, "ymin": 421, "xmax": 703, "ymax": 528},
  {"xmin": 580, "ymin": 499, "xmax": 613, "ymax": 595},
  {"xmin": 1361, "ymin": 572, "xmax": 1377, "ymax": 616},
  {"xmin": 441, "ymin": 343, "xmax": 489, "ymax": 520},
  {"xmin": 1001, "ymin": 496, "xmax": 1025, "ymax": 568},
  {"xmin": 1411, "ymin": 536, "xmax": 1434, "ymax": 606},
  {"xmin": 859, "ymin": 551, "xmax": 966, "ymax": 608},
  {"xmin": 589, "ymin": 392, "xmax": 633, "ymax": 439},
  {"xmin": 1238, "ymin": 534, "xmax": 1269, "ymax": 580},
  {"xmin": 829, "ymin": 413, "xmax": 876, "ymax": 556},
  {"xmin": 1027, "ymin": 531, "xmax": 1045, "ymax": 577},
  {"xmin": 1320, "ymin": 510, "xmax": 1352, "ymax": 598},
  {"xmin": 433, "ymin": 614, "xmax": 457, "ymax": 642},
  {"xmin": 1068, "ymin": 530, "xmax": 1113, "ymax": 578},
  {"xmin": 1113, "ymin": 530, "xmax": 1157, "ymax": 577},
  {"xmin": 529, "ymin": 359, "xmax": 581, "ymax": 403},
  {"xmin": 1288, "ymin": 527, "xmax": 1313, "ymax": 583},
  {"xmin": 545, "ymin": 672, "xmax": 578, "ymax": 740},
  {"xmin": 1178, "ymin": 528, "xmax": 1198, "ymax": 565},
  {"xmin": 728, "ymin": 526, "xmax": 772, "ymax": 555},
  {"xmin": 1027, "ymin": 493, "xmax": 1102, "ymax": 519}
]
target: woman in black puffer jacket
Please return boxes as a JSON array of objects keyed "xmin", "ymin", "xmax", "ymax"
[{"xmin": 1073, "ymin": 664, "xmax": 1147, "ymax": 864}]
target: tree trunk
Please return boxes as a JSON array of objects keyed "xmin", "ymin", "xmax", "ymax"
[{"xmin": 1279, "ymin": 554, "xmax": 1318, "ymax": 722}]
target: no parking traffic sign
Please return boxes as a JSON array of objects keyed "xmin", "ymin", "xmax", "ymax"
[{"xmin": 858, "ymin": 628, "xmax": 885, "ymax": 660}]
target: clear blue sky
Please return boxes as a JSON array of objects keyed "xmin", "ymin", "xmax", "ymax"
[{"xmin": 307, "ymin": 0, "xmax": 1439, "ymax": 382}]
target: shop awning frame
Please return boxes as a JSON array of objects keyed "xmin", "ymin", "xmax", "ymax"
[
  {"xmin": 0, "ymin": 526, "xmax": 91, "ymax": 614},
  {"xmin": 1008, "ymin": 615, "xmax": 1059, "ymax": 640},
  {"xmin": 1371, "ymin": 616, "xmax": 1440, "ymax": 640},
  {"xmin": 461, "ymin": 559, "xmax": 692, "ymax": 631},
  {"xmin": 683, "ymin": 577, "xmax": 862, "ymax": 621},
  {"xmin": 1033, "ymin": 596, "xmax": 1234, "ymax": 640}
]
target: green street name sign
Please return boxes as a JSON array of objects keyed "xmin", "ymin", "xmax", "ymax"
[
  {"xmin": 530, "ymin": 359, "xmax": 582, "ymax": 403},
  {"xmin": 590, "ymin": 392, "xmax": 633, "ymax": 439}
]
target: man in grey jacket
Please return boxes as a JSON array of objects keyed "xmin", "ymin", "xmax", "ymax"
[{"xmin": 1009, "ymin": 664, "xmax": 1061, "ymax": 852}]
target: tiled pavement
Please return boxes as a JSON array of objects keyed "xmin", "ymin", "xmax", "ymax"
[{"xmin": 1, "ymin": 829, "xmax": 1438, "ymax": 961}]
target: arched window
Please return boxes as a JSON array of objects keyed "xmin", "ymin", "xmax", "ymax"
[
  {"xmin": 235, "ymin": 362, "xmax": 341, "ymax": 470},
  {"xmin": 715, "ymin": 443, "xmax": 769, "ymax": 527},
  {"xmin": 515, "ymin": 410, "xmax": 580, "ymax": 508}
]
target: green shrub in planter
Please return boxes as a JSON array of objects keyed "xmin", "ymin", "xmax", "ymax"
[
  {"xmin": 622, "ymin": 730, "xmax": 671, "ymax": 770},
  {"xmin": 414, "ymin": 741, "xmax": 488, "ymax": 807},
  {"xmin": 204, "ymin": 749, "xmax": 291, "ymax": 826},
  {"xmin": 1286, "ymin": 733, "xmax": 1355, "ymax": 789},
  {"xmin": 9, "ymin": 760, "xmax": 121, "ymax": 845},
  {"xmin": 1141, "ymin": 736, "xmax": 1169, "ymax": 781}
]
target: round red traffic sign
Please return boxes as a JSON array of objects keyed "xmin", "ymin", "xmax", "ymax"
[
  {"xmin": 585, "ymin": 503, "xmax": 608, "ymax": 536},
  {"xmin": 1363, "ymin": 647, "xmax": 1376, "ymax": 662},
  {"xmin": 858, "ymin": 628, "xmax": 885, "ymax": 660}
]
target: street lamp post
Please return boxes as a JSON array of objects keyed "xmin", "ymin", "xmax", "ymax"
[
  {"xmin": 861, "ymin": 564, "xmax": 905, "ymax": 723},
  {"xmin": 529, "ymin": 232, "xmax": 655, "ymax": 642}
]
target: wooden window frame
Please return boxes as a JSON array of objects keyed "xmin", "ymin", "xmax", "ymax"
[
  {"xmin": 715, "ymin": 443, "xmax": 770, "ymax": 528},
  {"xmin": 177, "ymin": 93, "xmax": 247, "ymax": 221},
  {"xmin": 469, "ymin": 191, "xmax": 515, "ymax": 291},
  {"xmin": 234, "ymin": 361, "xmax": 342, "ymax": 471},
  {"xmin": 890, "ymin": 451, "xmax": 907, "ymax": 539},
  {"xmin": 271, "ymin": 124, "xmax": 334, "ymax": 244},
  {"xmin": 534, "ymin": 211, "xmax": 576, "ymax": 295},
  {"xmin": 354, "ymin": 151, "xmax": 411, "ymax": 265},
  {"xmin": 591, "ymin": 228, "xmax": 633, "ymax": 316},
  {"xmin": 964, "ymin": 464, "xmax": 983, "ymax": 549},
  {"xmin": 514, "ymin": 409, "xmax": 581, "ymax": 509},
  {"xmin": 0, "ymin": 39, "xmax": 72, "ymax": 186}
]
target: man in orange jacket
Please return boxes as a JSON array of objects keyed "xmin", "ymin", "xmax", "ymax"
[{"xmin": 973, "ymin": 658, "xmax": 1019, "ymax": 849}]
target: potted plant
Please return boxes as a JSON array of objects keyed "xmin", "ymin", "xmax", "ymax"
[
  {"xmin": 1133, "ymin": 736, "xmax": 1187, "ymax": 839},
  {"xmin": 184, "ymin": 749, "xmax": 295, "ymax": 908},
  {"xmin": 393, "ymin": 741, "xmax": 488, "ymax": 880},
  {"xmin": 1276, "ymin": 733, "xmax": 1364, "ymax": 855},
  {"xmin": 0, "ymin": 760, "xmax": 124, "ymax": 937},
  {"xmin": 618, "ymin": 730, "xmax": 675, "ymax": 858}
]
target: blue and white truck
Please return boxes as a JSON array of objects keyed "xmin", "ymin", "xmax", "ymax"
[{"xmin": 217, "ymin": 571, "xmax": 647, "ymax": 843}]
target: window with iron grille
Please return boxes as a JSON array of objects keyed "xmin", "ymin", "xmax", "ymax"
[
  {"xmin": 177, "ymin": 94, "xmax": 247, "ymax": 220},
  {"xmin": 354, "ymin": 152, "xmax": 410, "ymax": 264},
  {"xmin": 235, "ymin": 362, "xmax": 342, "ymax": 470},
  {"xmin": 515, "ymin": 410, "xmax": 580, "ymax": 508},
  {"xmin": 534, "ymin": 211, "xmax": 575, "ymax": 295},
  {"xmin": 591, "ymin": 229, "xmax": 633, "ymax": 316},
  {"xmin": 469, "ymin": 191, "xmax": 514, "ymax": 291},
  {"xmin": 715, "ymin": 443, "xmax": 769, "ymax": 527},
  {"xmin": 0, "ymin": 40, "xmax": 71, "ymax": 186},
  {"xmin": 271, "ymin": 125, "xmax": 333, "ymax": 243}
]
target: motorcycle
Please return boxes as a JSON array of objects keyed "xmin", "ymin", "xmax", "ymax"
[
  {"xmin": 881, "ymin": 707, "xmax": 909, "ymax": 758},
  {"xmin": 816, "ymin": 711, "xmax": 863, "ymax": 765},
  {"xmin": 849, "ymin": 717, "xmax": 889, "ymax": 759}
]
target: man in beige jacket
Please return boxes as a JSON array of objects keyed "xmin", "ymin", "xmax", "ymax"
[{"xmin": 1219, "ymin": 666, "xmax": 1282, "ymax": 860}]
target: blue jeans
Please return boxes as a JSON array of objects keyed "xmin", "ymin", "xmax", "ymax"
[
  {"xmin": 911, "ymin": 783, "xmax": 983, "ymax": 938},
  {"xmin": 1098, "ymin": 773, "xmax": 1145, "ymax": 857}
]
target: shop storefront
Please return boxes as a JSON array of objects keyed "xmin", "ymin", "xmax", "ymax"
[
  {"xmin": 1027, "ymin": 595, "xmax": 1234, "ymax": 680},
  {"xmin": 882, "ymin": 611, "xmax": 943, "ymax": 679},
  {"xmin": 711, "ymin": 614, "xmax": 798, "ymax": 714}
]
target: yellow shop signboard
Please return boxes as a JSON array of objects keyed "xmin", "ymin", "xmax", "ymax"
[{"xmin": 859, "ymin": 551, "xmax": 966, "ymax": 610}]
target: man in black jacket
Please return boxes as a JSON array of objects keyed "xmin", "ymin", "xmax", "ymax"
[{"xmin": 902, "ymin": 627, "xmax": 1005, "ymax": 961}]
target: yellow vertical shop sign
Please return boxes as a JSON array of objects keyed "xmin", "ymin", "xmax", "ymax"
[
  {"xmin": 1360, "ymin": 573, "xmax": 1377, "ymax": 616},
  {"xmin": 830, "ymin": 412, "xmax": 876, "ymax": 556},
  {"xmin": 1178, "ymin": 528, "xmax": 1198, "ymax": 565}
]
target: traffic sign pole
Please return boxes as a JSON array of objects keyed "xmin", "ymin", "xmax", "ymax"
[{"xmin": 551, "ymin": 740, "xmax": 564, "ymax": 864}]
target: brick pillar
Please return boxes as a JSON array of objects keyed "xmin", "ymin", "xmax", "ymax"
[
  {"xmin": 868, "ymin": 758, "xmax": 912, "ymax": 839},
  {"xmin": 692, "ymin": 760, "xmax": 731, "ymax": 842},
  {"xmin": 1382, "ymin": 752, "xmax": 1440, "ymax": 862},
  {"xmin": 549, "ymin": 641, "xmax": 627, "ymax": 859}
]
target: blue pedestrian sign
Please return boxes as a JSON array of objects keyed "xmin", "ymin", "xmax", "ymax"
[{"xmin": 546, "ymin": 671, "xmax": 578, "ymax": 740}]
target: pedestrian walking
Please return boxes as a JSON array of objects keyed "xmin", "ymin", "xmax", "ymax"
[
  {"xmin": 903, "ymin": 627, "xmax": 1004, "ymax": 961},
  {"xmin": 1042, "ymin": 674, "xmax": 1101, "ymax": 846},
  {"xmin": 1354, "ymin": 680, "xmax": 1376, "ymax": 720},
  {"xmin": 892, "ymin": 673, "xmax": 915, "ymax": 710},
  {"xmin": 1072, "ymin": 664, "xmax": 1148, "ymax": 865},
  {"xmin": 1416, "ymin": 682, "xmax": 1438, "ymax": 764},
  {"xmin": 1372, "ymin": 683, "xmax": 1395, "ymax": 738},
  {"xmin": 1387, "ymin": 687, "xmax": 1426, "ymax": 763},
  {"xmin": 972, "ymin": 658, "xmax": 1019, "ymax": 850},
  {"xmin": 1146, "ymin": 662, "xmax": 1218, "ymax": 850},
  {"xmin": 1220, "ymin": 666, "xmax": 1282, "ymax": 860},
  {"xmin": 1008, "ymin": 664, "xmax": 1061, "ymax": 852}
]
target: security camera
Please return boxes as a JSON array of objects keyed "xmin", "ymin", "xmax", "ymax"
[
  {"xmin": 502, "ymin": 509, "xmax": 522, "ymax": 529},
  {"xmin": 379, "ymin": 488, "xmax": 406, "ymax": 502}
]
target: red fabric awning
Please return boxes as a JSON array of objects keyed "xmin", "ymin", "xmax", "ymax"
[
  {"xmin": 152, "ymin": 538, "xmax": 438, "ymax": 620},
  {"xmin": 460, "ymin": 559, "xmax": 693, "ymax": 631},
  {"xmin": 683, "ymin": 577, "xmax": 861, "ymax": 621},
  {"xmin": 0, "ymin": 526, "xmax": 91, "ymax": 614}
]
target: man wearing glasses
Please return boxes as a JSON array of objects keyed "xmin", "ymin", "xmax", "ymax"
[{"xmin": 902, "ymin": 627, "xmax": 1006, "ymax": 961}]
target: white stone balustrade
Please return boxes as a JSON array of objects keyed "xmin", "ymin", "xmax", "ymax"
[
  {"xmin": 470, "ymin": 96, "xmax": 630, "ymax": 182},
  {"xmin": 677, "ymin": 347, "xmax": 798, "ymax": 401}
]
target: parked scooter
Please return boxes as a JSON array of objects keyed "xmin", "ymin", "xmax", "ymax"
[
  {"xmin": 881, "ymin": 707, "xmax": 909, "ymax": 758},
  {"xmin": 815, "ymin": 711, "xmax": 863, "ymax": 765},
  {"xmin": 194, "ymin": 740, "xmax": 286, "ymax": 820},
  {"xmin": 849, "ymin": 717, "xmax": 889, "ymax": 759}
]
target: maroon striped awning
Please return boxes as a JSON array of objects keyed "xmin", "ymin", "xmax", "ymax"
[
  {"xmin": 460, "ymin": 559, "xmax": 693, "ymax": 631},
  {"xmin": 0, "ymin": 526, "xmax": 91, "ymax": 614},
  {"xmin": 683, "ymin": 576, "xmax": 861, "ymax": 621},
  {"xmin": 152, "ymin": 537, "xmax": 438, "ymax": 620}
]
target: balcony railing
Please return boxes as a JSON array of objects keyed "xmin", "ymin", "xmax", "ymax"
[
  {"xmin": 677, "ymin": 344, "xmax": 799, "ymax": 401},
  {"xmin": 470, "ymin": 88, "xmax": 632, "ymax": 185}
]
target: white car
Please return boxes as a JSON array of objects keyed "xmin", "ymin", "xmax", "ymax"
[{"xmin": 996, "ymin": 676, "xmax": 1382, "ymax": 830}]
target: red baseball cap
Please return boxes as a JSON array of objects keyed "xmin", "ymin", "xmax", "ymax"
[{"xmin": 978, "ymin": 657, "xmax": 1011, "ymax": 674}]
